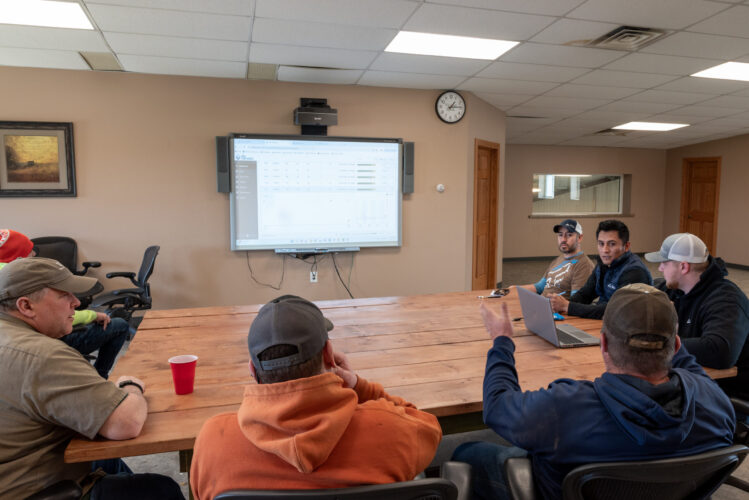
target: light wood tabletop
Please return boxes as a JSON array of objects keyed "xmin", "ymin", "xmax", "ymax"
[{"xmin": 65, "ymin": 289, "xmax": 736, "ymax": 463}]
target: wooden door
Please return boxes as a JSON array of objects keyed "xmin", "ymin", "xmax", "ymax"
[
  {"xmin": 680, "ymin": 157, "xmax": 721, "ymax": 254},
  {"xmin": 472, "ymin": 139, "xmax": 499, "ymax": 290}
]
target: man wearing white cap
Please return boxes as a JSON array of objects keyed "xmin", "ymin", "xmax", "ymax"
[{"xmin": 645, "ymin": 233, "xmax": 749, "ymax": 400}]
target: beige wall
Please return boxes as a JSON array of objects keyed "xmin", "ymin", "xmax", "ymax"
[
  {"xmin": 665, "ymin": 133, "xmax": 749, "ymax": 266},
  {"xmin": 503, "ymin": 145, "xmax": 667, "ymax": 258},
  {"xmin": 0, "ymin": 66, "xmax": 506, "ymax": 309}
]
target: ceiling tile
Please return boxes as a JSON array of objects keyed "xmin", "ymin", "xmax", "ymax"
[
  {"xmin": 255, "ymin": 0, "xmax": 418, "ymax": 28},
  {"xmin": 646, "ymin": 112, "xmax": 715, "ymax": 124},
  {"xmin": 277, "ymin": 66, "xmax": 363, "ymax": 84},
  {"xmin": 530, "ymin": 19, "xmax": 619, "ymax": 44},
  {"xmin": 501, "ymin": 43, "xmax": 625, "ymax": 68},
  {"xmin": 458, "ymin": 77, "xmax": 558, "ymax": 94},
  {"xmin": 696, "ymin": 94, "xmax": 749, "ymax": 109},
  {"xmin": 87, "ymin": 0, "xmax": 254, "ymax": 15},
  {"xmin": 106, "ymin": 33, "xmax": 247, "ymax": 61},
  {"xmin": 505, "ymin": 105, "xmax": 578, "ymax": 119},
  {"xmin": 370, "ymin": 53, "xmax": 491, "ymax": 76},
  {"xmin": 560, "ymin": 135, "xmax": 630, "ymax": 147},
  {"xmin": 476, "ymin": 61, "xmax": 590, "ymax": 82},
  {"xmin": 474, "ymin": 92, "xmax": 534, "ymax": 107},
  {"xmin": 425, "ymin": 0, "xmax": 585, "ymax": 17},
  {"xmin": 665, "ymin": 104, "xmax": 743, "ymax": 117},
  {"xmin": 603, "ymin": 53, "xmax": 722, "ymax": 76},
  {"xmin": 251, "ymin": 18, "xmax": 395, "ymax": 50},
  {"xmin": 0, "ymin": 47, "xmax": 89, "ymax": 70},
  {"xmin": 87, "ymin": 4, "xmax": 252, "ymax": 40},
  {"xmin": 688, "ymin": 5, "xmax": 749, "ymax": 37},
  {"xmin": 641, "ymin": 32, "xmax": 749, "ymax": 59},
  {"xmin": 506, "ymin": 115, "xmax": 559, "ymax": 127},
  {"xmin": 567, "ymin": 0, "xmax": 728, "ymax": 30},
  {"xmin": 404, "ymin": 3, "xmax": 554, "ymax": 40},
  {"xmin": 619, "ymin": 89, "xmax": 712, "ymax": 105},
  {"xmin": 597, "ymin": 101, "xmax": 683, "ymax": 114},
  {"xmin": 118, "ymin": 54, "xmax": 247, "ymax": 77},
  {"xmin": 0, "ymin": 25, "xmax": 108, "ymax": 52},
  {"xmin": 250, "ymin": 43, "xmax": 376, "ymax": 69},
  {"xmin": 571, "ymin": 69, "xmax": 677, "ymax": 88},
  {"xmin": 574, "ymin": 109, "xmax": 647, "ymax": 123},
  {"xmin": 655, "ymin": 76, "xmax": 749, "ymax": 94},
  {"xmin": 520, "ymin": 95, "xmax": 611, "ymax": 111},
  {"xmin": 545, "ymin": 83, "xmax": 640, "ymax": 99},
  {"xmin": 358, "ymin": 70, "xmax": 464, "ymax": 89}
]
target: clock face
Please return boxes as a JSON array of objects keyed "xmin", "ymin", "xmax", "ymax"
[{"xmin": 436, "ymin": 91, "xmax": 466, "ymax": 124}]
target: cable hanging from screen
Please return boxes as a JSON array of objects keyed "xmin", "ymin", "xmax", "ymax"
[
  {"xmin": 245, "ymin": 252, "xmax": 285, "ymax": 290},
  {"xmin": 332, "ymin": 252, "xmax": 354, "ymax": 299}
]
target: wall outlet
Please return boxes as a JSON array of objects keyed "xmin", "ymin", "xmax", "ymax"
[{"xmin": 310, "ymin": 271, "xmax": 318, "ymax": 283}]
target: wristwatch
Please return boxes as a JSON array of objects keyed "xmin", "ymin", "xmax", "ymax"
[{"xmin": 118, "ymin": 380, "xmax": 144, "ymax": 394}]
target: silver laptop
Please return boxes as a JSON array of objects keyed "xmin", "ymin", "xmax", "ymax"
[{"xmin": 516, "ymin": 287, "xmax": 600, "ymax": 348}]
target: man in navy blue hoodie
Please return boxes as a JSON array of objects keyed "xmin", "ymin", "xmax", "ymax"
[{"xmin": 454, "ymin": 284, "xmax": 735, "ymax": 500}]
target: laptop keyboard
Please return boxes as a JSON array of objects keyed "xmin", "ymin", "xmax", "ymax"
[{"xmin": 556, "ymin": 325, "xmax": 587, "ymax": 345}]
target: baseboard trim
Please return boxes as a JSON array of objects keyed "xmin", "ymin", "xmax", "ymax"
[
  {"xmin": 503, "ymin": 256, "xmax": 556, "ymax": 262},
  {"xmin": 727, "ymin": 262, "xmax": 749, "ymax": 271}
]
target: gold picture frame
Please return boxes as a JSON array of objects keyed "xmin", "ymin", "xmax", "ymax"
[{"xmin": 0, "ymin": 121, "xmax": 76, "ymax": 197}]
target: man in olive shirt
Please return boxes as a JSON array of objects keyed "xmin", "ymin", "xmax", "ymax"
[{"xmin": 0, "ymin": 258, "xmax": 182, "ymax": 499}]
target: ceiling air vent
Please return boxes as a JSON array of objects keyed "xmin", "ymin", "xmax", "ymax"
[
  {"xmin": 587, "ymin": 26, "xmax": 667, "ymax": 51},
  {"xmin": 593, "ymin": 128, "xmax": 629, "ymax": 137}
]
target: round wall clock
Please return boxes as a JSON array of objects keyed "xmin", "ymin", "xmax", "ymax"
[{"xmin": 435, "ymin": 90, "xmax": 466, "ymax": 124}]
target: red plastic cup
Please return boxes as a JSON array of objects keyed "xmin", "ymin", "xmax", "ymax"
[{"xmin": 168, "ymin": 355, "xmax": 198, "ymax": 395}]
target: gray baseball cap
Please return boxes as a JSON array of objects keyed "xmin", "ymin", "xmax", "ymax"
[
  {"xmin": 553, "ymin": 219, "xmax": 583, "ymax": 235},
  {"xmin": 0, "ymin": 257, "xmax": 98, "ymax": 301},
  {"xmin": 602, "ymin": 283, "xmax": 677, "ymax": 350},
  {"xmin": 248, "ymin": 295, "xmax": 334, "ymax": 371},
  {"xmin": 645, "ymin": 233, "xmax": 708, "ymax": 264}
]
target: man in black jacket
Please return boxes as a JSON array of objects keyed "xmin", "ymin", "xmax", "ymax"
[
  {"xmin": 550, "ymin": 220, "xmax": 652, "ymax": 319},
  {"xmin": 645, "ymin": 233, "xmax": 749, "ymax": 400}
]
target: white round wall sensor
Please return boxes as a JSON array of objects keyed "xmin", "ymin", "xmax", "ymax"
[{"xmin": 436, "ymin": 184, "xmax": 446, "ymax": 193}]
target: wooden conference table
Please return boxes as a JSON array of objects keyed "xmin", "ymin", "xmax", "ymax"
[{"xmin": 65, "ymin": 289, "xmax": 736, "ymax": 464}]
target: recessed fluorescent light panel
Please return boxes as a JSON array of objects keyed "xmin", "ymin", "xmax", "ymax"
[
  {"xmin": 385, "ymin": 31, "xmax": 518, "ymax": 60},
  {"xmin": 0, "ymin": 0, "xmax": 93, "ymax": 29},
  {"xmin": 613, "ymin": 122, "xmax": 688, "ymax": 131},
  {"xmin": 692, "ymin": 62, "xmax": 749, "ymax": 82}
]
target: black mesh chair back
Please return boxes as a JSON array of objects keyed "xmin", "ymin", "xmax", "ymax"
[
  {"xmin": 30, "ymin": 236, "xmax": 103, "ymax": 309},
  {"xmin": 562, "ymin": 444, "xmax": 748, "ymax": 500},
  {"xmin": 214, "ymin": 478, "xmax": 458, "ymax": 500},
  {"xmin": 31, "ymin": 236, "xmax": 78, "ymax": 273},
  {"xmin": 91, "ymin": 245, "xmax": 160, "ymax": 324}
]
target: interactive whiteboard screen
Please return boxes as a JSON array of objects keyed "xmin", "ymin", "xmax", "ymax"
[{"xmin": 230, "ymin": 134, "xmax": 402, "ymax": 251}]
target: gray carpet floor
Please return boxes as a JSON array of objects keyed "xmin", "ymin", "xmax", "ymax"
[{"xmin": 123, "ymin": 258, "xmax": 749, "ymax": 499}]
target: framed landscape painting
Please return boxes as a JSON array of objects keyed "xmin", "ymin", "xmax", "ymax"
[{"xmin": 0, "ymin": 121, "xmax": 76, "ymax": 197}]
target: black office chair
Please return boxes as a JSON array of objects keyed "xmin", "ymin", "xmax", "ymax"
[
  {"xmin": 91, "ymin": 245, "xmax": 160, "ymax": 324},
  {"xmin": 31, "ymin": 236, "xmax": 103, "ymax": 309},
  {"xmin": 504, "ymin": 444, "xmax": 748, "ymax": 500},
  {"xmin": 215, "ymin": 461, "xmax": 471, "ymax": 500},
  {"xmin": 726, "ymin": 398, "xmax": 749, "ymax": 492}
]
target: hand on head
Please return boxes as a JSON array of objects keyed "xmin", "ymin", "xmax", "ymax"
[
  {"xmin": 327, "ymin": 347, "xmax": 358, "ymax": 389},
  {"xmin": 480, "ymin": 301, "xmax": 514, "ymax": 340}
]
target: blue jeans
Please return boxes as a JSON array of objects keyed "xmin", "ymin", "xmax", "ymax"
[
  {"xmin": 62, "ymin": 318, "xmax": 130, "ymax": 379},
  {"xmin": 452, "ymin": 441, "xmax": 529, "ymax": 500},
  {"xmin": 90, "ymin": 459, "xmax": 183, "ymax": 500}
]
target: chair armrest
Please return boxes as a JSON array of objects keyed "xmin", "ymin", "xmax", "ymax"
[
  {"xmin": 731, "ymin": 398, "xmax": 749, "ymax": 416},
  {"xmin": 441, "ymin": 461, "xmax": 472, "ymax": 500},
  {"xmin": 105, "ymin": 271, "xmax": 138, "ymax": 287},
  {"xmin": 505, "ymin": 457, "xmax": 537, "ymax": 500},
  {"xmin": 24, "ymin": 480, "xmax": 82, "ymax": 500},
  {"xmin": 82, "ymin": 261, "xmax": 101, "ymax": 270}
]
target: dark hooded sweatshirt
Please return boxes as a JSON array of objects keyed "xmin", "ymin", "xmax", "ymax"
[
  {"xmin": 658, "ymin": 256, "xmax": 749, "ymax": 399},
  {"xmin": 483, "ymin": 337, "xmax": 735, "ymax": 499}
]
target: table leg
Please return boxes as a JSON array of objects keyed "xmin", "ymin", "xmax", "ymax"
[{"xmin": 179, "ymin": 449, "xmax": 194, "ymax": 500}]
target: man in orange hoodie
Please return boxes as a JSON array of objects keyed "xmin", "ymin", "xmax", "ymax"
[{"xmin": 190, "ymin": 295, "xmax": 442, "ymax": 499}]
